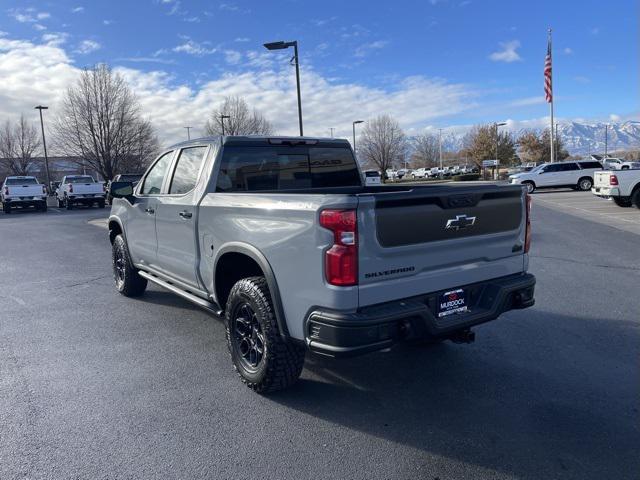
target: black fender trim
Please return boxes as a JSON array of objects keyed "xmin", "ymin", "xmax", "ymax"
[
  {"xmin": 107, "ymin": 215, "xmax": 126, "ymax": 244},
  {"xmin": 214, "ymin": 243, "xmax": 290, "ymax": 339}
]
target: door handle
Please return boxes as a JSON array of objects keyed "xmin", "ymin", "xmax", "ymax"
[
  {"xmin": 179, "ymin": 211, "xmax": 193, "ymax": 219},
  {"xmin": 145, "ymin": 207, "xmax": 155, "ymax": 214}
]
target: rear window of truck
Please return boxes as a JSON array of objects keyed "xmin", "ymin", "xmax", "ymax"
[
  {"xmin": 5, "ymin": 177, "xmax": 38, "ymax": 185},
  {"xmin": 216, "ymin": 146, "xmax": 361, "ymax": 192},
  {"xmin": 67, "ymin": 176, "xmax": 95, "ymax": 183}
]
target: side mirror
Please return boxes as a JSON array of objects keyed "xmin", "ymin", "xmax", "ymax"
[{"xmin": 110, "ymin": 181, "xmax": 134, "ymax": 199}]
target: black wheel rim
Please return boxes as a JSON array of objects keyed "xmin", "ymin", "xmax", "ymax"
[
  {"xmin": 232, "ymin": 302, "xmax": 265, "ymax": 371},
  {"xmin": 114, "ymin": 247, "xmax": 126, "ymax": 284}
]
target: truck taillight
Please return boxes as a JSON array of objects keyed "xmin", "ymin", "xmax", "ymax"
[
  {"xmin": 610, "ymin": 174, "xmax": 619, "ymax": 186},
  {"xmin": 320, "ymin": 209, "xmax": 358, "ymax": 286},
  {"xmin": 42, "ymin": 185, "xmax": 47, "ymax": 194},
  {"xmin": 68, "ymin": 183, "xmax": 73, "ymax": 193},
  {"xmin": 524, "ymin": 194, "xmax": 532, "ymax": 254}
]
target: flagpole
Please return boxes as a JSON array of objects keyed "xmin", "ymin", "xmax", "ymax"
[{"xmin": 548, "ymin": 28, "xmax": 555, "ymax": 163}]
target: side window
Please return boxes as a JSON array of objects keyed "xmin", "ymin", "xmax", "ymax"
[
  {"xmin": 562, "ymin": 163, "xmax": 580, "ymax": 171},
  {"xmin": 169, "ymin": 146, "xmax": 208, "ymax": 194},
  {"xmin": 543, "ymin": 164, "xmax": 561, "ymax": 173},
  {"xmin": 140, "ymin": 151, "xmax": 174, "ymax": 195}
]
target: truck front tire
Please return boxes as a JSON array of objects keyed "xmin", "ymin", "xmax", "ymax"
[
  {"xmin": 225, "ymin": 276, "xmax": 305, "ymax": 394},
  {"xmin": 112, "ymin": 234, "xmax": 147, "ymax": 297}
]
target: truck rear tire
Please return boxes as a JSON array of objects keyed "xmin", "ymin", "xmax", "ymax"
[
  {"xmin": 2, "ymin": 203, "xmax": 11, "ymax": 214},
  {"xmin": 112, "ymin": 234, "xmax": 147, "ymax": 297},
  {"xmin": 632, "ymin": 188, "xmax": 640, "ymax": 210},
  {"xmin": 225, "ymin": 276, "xmax": 305, "ymax": 394},
  {"xmin": 64, "ymin": 196, "xmax": 73, "ymax": 210},
  {"xmin": 57, "ymin": 198, "xmax": 63, "ymax": 208},
  {"xmin": 613, "ymin": 197, "xmax": 632, "ymax": 208}
]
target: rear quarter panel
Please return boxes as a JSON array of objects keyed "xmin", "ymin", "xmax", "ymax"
[{"xmin": 197, "ymin": 193, "xmax": 359, "ymax": 340}]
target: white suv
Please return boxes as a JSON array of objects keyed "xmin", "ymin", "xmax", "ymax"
[
  {"xmin": 509, "ymin": 160, "xmax": 603, "ymax": 193},
  {"xmin": 602, "ymin": 157, "xmax": 639, "ymax": 170}
]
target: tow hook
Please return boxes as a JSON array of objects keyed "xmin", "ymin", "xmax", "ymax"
[{"xmin": 449, "ymin": 329, "xmax": 475, "ymax": 344}]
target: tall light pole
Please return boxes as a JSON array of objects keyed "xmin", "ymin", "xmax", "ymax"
[
  {"xmin": 604, "ymin": 123, "xmax": 609, "ymax": 157},
  {"xmin": 438, "ymin": 128, "xmax": 443, "ymax": 170},
  {"xmin": 34, "ymin": 106, "xmax": 51, "ymax": 193},
  {"xmin": 329, "ymin": 127, "xmax": 335, "ymax": 138},
  {"xmin": 184, "ymin": 126, "xmax": 192, "ymax": 140},
  {"xmin": 264, "ymin": 40, "xmax": 303, "ymax": 136},
  {"xmin": 495, "ymin": 122, "xmax": 507, "ymax": 179},
  {"xmin": 352, "ymin": 120, "xmax": 364, "ymax": 157},
  {"xmin": 219, "ymin": 114, "xmax": 230, "ymax": 136}
]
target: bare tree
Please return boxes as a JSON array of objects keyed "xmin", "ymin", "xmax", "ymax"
[
  {"xmin": 204, "ymin": 96, "xmax": 274, "ymax": 136},
  {"xmin": 358, "ymin": 114, "xmax": 408, "ymax": 179},
  {"xmin": 411, "ymin": 132, "xmax": 439, "ymax": 168},
  {"xmin": 54, "ymin": 64, "xmax": 159, "ymax": 180},
  {"xmin": 0, "ymin": 114, "xmax": 42, "ymax": 175},
  {"xmin": 461, "ymin": 124, "xmax": 517, "ymax": 167},
  {"xmin": 517, "ymin": 128, "xmax": 569, "ymax": 164}
]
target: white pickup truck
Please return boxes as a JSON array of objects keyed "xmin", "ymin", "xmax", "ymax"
[
  {"xmin": 1, "ymin": 176, "xmax": 48, "ymax": 213},
  {"xmin": 592, "ymin": 169, "xmax": 640, "ymax": 208},
  {"xmin": 55, "ymin": 175, "xmax": 106, "ymax": 209}
]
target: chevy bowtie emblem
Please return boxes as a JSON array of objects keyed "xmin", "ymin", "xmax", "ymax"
[{"xmin": 445, "ymin": 214, "xmax": 476, "ymax": 231}]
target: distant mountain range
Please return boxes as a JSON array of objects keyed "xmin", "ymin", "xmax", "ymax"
[{"xmin": 436, "ymin": 121, "xmax": 640, "ymax": 156}]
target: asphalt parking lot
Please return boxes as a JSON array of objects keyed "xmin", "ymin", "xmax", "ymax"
[{"xmin": 1, "ymin": 199, "xmax": 638, "ymax": 480}]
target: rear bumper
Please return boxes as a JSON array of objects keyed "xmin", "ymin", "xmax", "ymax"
[
  {"xmin": 2, "ymin": 197, "xmax": 47, "ymax": 205},
  {"xmin": 68, "ymin": 195, "xmax": 105, "ymax": 203},
  {"xmin": 305, "ymin": 273, "xmax": 536, "ymax": 357},
  {"xmin": 591, "ymin": 186, "xmax": 620, "ymax": 197}
]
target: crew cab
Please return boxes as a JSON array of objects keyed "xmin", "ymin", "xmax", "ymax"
[
  {"xmin": 108, "ymin": 136, "xmax": 536, "ymax": 393},
  {"xmin": 509, "ymin": 160, "xmax": 603, "ymax": 193},
  {"xmin": 56, "ymin": 175, "xmax": 106, "ymax": 209},
  {"xmin": 1, "ymin": 176, "xmax": 48, "ymax": 213},
  {"xmin": 592, "ymin": 169, "xmax": 640, "ymax": 208}
]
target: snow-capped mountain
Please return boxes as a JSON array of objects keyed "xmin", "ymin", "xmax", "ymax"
[{"xmin": 431, "ymin": 121, "xmax": 640, "ymax": 155}]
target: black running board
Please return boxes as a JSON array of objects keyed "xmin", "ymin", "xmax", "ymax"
[{"xmin": 138, "ymin": 271, "xmax": 223, "ymax": 317}]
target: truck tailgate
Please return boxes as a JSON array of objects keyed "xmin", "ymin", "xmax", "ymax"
[
  {"xmin": 593, "ymin": 171, "xmax": 614, "ymax": 189},
  {"xmin": 70, "ymin": 183, "xmax": 103, "ymax": 195},
  {"xmin": 6, "ymin": 185, "xmax": 44, "ymax": 198},
  {"xmin": 357, "ymin": 184, "xmax": 527, "ymax": 307}
]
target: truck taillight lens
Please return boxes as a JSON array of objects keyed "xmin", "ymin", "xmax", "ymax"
[
  {"xmin": 524, "ymin": 194, "xmax": 532, "ymax": 254},
  {"xmin": 68, "ymin": 183, "xmax": 73, "ymax": 193},
  {"xmin": 320, "ymin": 209, "xmax": 358, "ymax": 286},
  {"xmin": 610, "ymin": 174, "xmax": 619, "ymax": 186}
]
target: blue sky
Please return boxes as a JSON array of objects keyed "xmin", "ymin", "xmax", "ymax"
[{"xmin": 0, "ymin": 0, "xmax": 637, "ymax": 141}]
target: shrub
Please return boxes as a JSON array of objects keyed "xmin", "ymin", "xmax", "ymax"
[{"xmin": 452, "ymin": 173, "xmax": 481, "ymax": 181}]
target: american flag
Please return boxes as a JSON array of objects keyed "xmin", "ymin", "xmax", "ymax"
[{"xmin": 544, "ymin": 37, "xmax": 553, "ymax": 103}]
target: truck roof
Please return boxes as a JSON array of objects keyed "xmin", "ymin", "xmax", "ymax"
[{"xmin": 168, "ymin": 135, "xmax": 351, "ymax": 150}]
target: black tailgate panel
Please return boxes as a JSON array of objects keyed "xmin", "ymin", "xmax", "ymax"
[{"xmin": 374, "ymin": 187, "xmax": 523, "ymax": 247}]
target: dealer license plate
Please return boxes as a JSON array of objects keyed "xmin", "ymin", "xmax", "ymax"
[{"xmin": 437, "ymin": 289, "xmax": 468, "ymax": 318}]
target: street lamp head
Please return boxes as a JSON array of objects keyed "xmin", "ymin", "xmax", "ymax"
[
  {"xmin": 264, "ymin": 41, "xmax": 296, "ymax": 50},
  {"xmin": 496, "ymin": 122, "xmax": 507, "ymax": 127},
  {"xmin": 220, "ymin": 114, "xmax": 230, "ymax": 119},
  {"xmin": 353, "ymin": 120, "xmax": 364, "ymax": 125},
  {"xmin": 34, "ymin": 105, "xmax": 49, "ymax": 110}
]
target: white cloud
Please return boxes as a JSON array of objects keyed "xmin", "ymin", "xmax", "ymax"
[
  {"xmin": 489, "ymin": 40, "xmax": 522, "ymax": 63},
  {"xmin": 103, "ymin": 20, "xmax": 114, "ymax": 25},
  {"xmin": 508, "ymin": 96, "xmax": 545, "ymax": 107},
  {"xmin": 33, "ymin": 24, "xmax": 47, "ymax": 31},
  {"xmin": 0, "ymin": 33, "xmax": 482, "ymax": 147},
  {"xmin": 71, "ymin": 6, "xmax": 84, "ymax": 13},
  {"xmin": 354, "ymin": 40, "xmax": 388, "ymax": 58},
  {"xmin": 563, "ymin": 47, "xmax": 573, "ymax": 55},
  {"xmin": 224, "ymin": 50, "xmax": 242, "ymax": 65},
  {"xmin": 172, "ymin": 40, "xmax": 216, "ymax": 56},
  {"xmin": 573, "ymin": 75, "xmax": 590, "ymax": 84},
  {"xmin": 609, "ymin": 114, "xmax": 621, "ymax": 122},
  {"xmin": 234, "ymin": 37, "xmax": 250, "ymax": 42},
  {"xmin": 9, "ymin": 8, "xmax": 51, "ymax": 23},
  {"xmin": 183, "ymin": 16, "xmax": 200, "ymax": 22},
  {"xmin": 75, "ymin": 40, "xmax": 101, "ymax": 54}
]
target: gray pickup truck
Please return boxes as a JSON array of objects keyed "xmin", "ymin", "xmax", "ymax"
[{"xmin": 108, "ymin": 136, "xmax": 535, "ymax": 393}]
